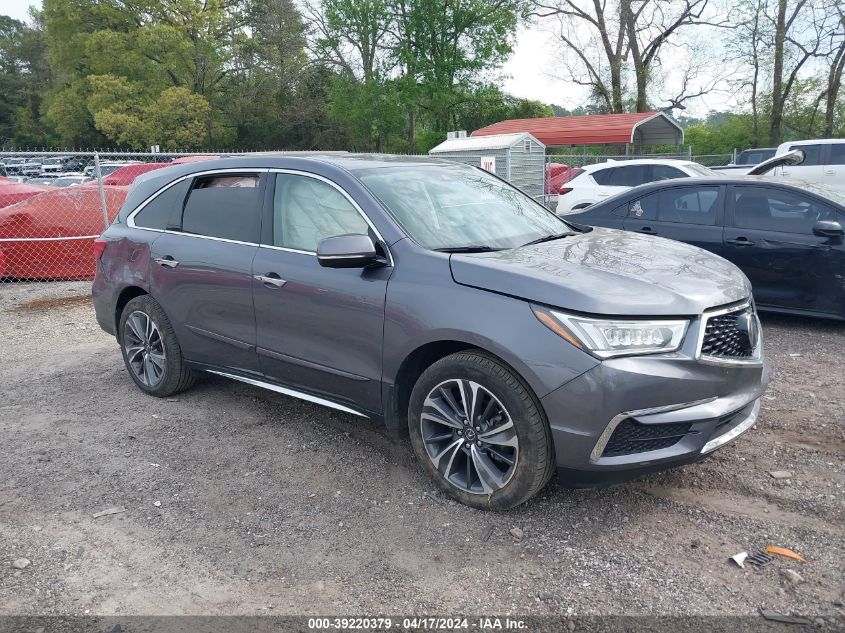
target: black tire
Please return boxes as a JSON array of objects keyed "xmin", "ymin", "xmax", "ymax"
[
  {"xmin": 118, "ymin": 295, "xmax": 196, "ymax": 397},
  {"xmin": 408, "ymin": 350, "xmax": 554, "ymax": 510}
]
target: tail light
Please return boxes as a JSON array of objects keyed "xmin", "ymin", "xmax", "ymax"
[
  {"xmin": 93, "ymin": 237, "xmax": 107, "ymax": 260},
  {"xmin": 559, "ymin": 187, "xmax": 573, "ymax": 195}
]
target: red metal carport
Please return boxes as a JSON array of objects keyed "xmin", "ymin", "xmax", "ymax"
[{"xmin": 472, "ymin": 112, "xmax": 683, "ymax": 149}]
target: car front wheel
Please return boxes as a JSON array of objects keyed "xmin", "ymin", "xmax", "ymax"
[{"xmin": 408, "ymin": 351, "xmax": 554, "ymax": 510}]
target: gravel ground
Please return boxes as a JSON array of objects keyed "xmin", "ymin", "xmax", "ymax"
[{"xmin": 1, "ymin": 281, "xmax": 843, "ymax": 620}]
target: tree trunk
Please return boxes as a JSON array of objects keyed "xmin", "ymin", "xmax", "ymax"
[
  {"xmin": 769, "ymin": 0, "xmax": 788, "ymax": 145},
  {"xmin": 407, "ymin": 107, "xmax": 416, "ymax": 153},
  {"xmin": 823, "ymin": 39, "xmax": 845, "ymax": 137}
]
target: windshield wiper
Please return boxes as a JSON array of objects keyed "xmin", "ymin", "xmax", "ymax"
[
  {"xmin": 434, "ymin": 245, "xmax": 503, "ymax": 253},
  {"xmin": 519, "ymin": 232, "xmax": 576, "ymax": 248}
]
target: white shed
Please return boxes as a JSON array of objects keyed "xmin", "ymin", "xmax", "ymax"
[{"xmin": 428, "ymin": 132, "xmax": 546, "ymax": 202}]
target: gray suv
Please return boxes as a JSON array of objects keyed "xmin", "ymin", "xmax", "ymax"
[{"xmin": 93, "ymin": 155, "xmax": 769, "ymax": 510}]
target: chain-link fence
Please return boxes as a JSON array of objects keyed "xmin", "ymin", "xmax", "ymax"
[{"xmin": 0, "ymin": 150, "xmax": 225, "ymax": 283}]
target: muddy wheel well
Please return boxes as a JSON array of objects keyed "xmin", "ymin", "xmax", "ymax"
[
  {"xmin": 114, "ymin": 286, "xmax": 148, "ymax": 335},
  {"xmin": 387, "ymin": 341, "xmax": 478, "ymax": 436}
]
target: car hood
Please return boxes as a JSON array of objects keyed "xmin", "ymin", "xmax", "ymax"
[{"xmin": 449, "ymin": 228, "xmax": 751, "ymax": 316}]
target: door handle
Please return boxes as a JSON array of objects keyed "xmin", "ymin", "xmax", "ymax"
[
  {"xmin": 154, "ymin": 256, "xmax": 179, "ymax": 268},
  {"xmin": 825, "ymin": 170, "xmax": 835, "ymax": 176},
  {"xmin": 254, "ymin": 273, "xmax": 286, "ymax": 288},
  {"xmin": 726, "ymin": 237, "xmax": 755, "ymax": 246},
  {"xmin": 638, "ymin": 226, "xmax": 656, "ymax": 234}
]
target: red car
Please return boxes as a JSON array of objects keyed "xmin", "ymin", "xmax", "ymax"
[
  {"xmin": 0, "ymin": 161, "xmax": 216, "ymax": 280},
  {"xmin": 0, "ymin": 179, "xmax": 51, "ymax": 209}
]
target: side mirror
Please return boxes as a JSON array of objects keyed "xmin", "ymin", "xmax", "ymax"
[
  {"xmin": 813, "ymin": 220, "xmax": 844, "ymax": 238},
  {"xmin": 317, "ymin": 234, "xmax": 384, "ymax": 269}
]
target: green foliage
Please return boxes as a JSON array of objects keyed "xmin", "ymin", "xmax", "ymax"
[{"xmin": 685, "ymin": 113, "xmax": 759, "ymax": 155}]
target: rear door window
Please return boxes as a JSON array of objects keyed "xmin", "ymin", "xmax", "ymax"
[
  {"xmin": 628, "ymin": 186, "xmax": 720, "ymax": 225},
  {"xmin": 612, "ymin": 165, "xmax": 650, "ymax": 187},
  {"xmin": 178, "ymin": 174, "xmax": 262, "ymax": 242},
  {"xmin": 657, "ymin": 187, "xmax": 720, "ymax": 225}
]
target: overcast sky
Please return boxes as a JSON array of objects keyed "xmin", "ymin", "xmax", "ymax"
[{"xmin": 3, "ymin": 0, "xmax": 726, "ymax": 117}]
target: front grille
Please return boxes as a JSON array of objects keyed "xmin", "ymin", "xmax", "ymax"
[
  {"xmin": 602, "ymin": 419, "xmax": 692, "ymax": 457},
  {"xmin": 700, "ymin": 306, "xmax": 756, "ymax": 358}
]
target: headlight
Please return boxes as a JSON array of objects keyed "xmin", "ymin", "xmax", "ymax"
[{"xmin": 532, "ymin": 306, "xmax": 689, "ymax": 358}]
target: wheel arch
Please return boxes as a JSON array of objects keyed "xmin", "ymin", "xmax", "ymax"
[
  {"xmin": 114, "ymin": 285, "xmax": 148, "ymax": 335},
  {"xmin": 384, "ymin": 338, "xmax": 542, "ymax": 438}
]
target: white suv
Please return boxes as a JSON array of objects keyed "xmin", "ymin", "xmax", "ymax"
[
  {"xmin": 555, "ymin": 159, "xmax": 718, "ymax": 215},
  {"xmin": 770, "ymin": 139, "xmax": 845, "ymax": 192}
]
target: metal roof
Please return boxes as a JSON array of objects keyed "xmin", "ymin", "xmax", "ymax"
[
  {"xmin": 428, "ymin": 132, "xmax": 544, "ymax": 153},
  {"xmin": 471, "ymin": 112, "xmax": 683, "ymax": 147}
]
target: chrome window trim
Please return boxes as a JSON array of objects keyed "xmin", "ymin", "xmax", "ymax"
[
  {"xmin": 126, "ymin": 167, "xmax": 268, "ymax": 231},
  {"xmin": 590, "ymin": 397, "xmax": 718, "ymax": 462},
  {"xmin": 205, "ymin": 369, "xmax": 368, "ymax": 418},
  {"xmin": 262, "ymin": 168, "xmax": 394, "ymax": 266},
  {"xmin": 695, "ymin": 300, "xmax": 763, "ymax": 366}
]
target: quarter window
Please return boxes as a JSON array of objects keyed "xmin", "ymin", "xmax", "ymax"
[
  {"xmin": 134, "ymin": 180, "xmax": 190, "ymax": 230},
  {"xmin": 591, "ymin": 168, "xmax": 615, "ymax": 186},
  {"xmin": 272, "ymin": 174, "xmax": 368, "ymax": 252},
  {"xmin": 651, "ymin": 165, "xmax": 687, "ymax": 181},
  {"xmin": 733, "ymin": 187, "xmax": 837, "ymax": 234},
  {"xmin": 180, "ymin": 174, "xmax": 261, "ymax": 242}
]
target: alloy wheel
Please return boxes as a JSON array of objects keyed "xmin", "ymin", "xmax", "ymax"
[
  {"xmin": 420, "ymin": 379, "xmax": 519, "ymax": 494},
  {"xmin": 123, "ymin": 310, "xmax": 166, "ymax": 387}
]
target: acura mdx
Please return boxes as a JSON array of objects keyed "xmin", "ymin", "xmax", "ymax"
[{"xmin": 93, "ymin": 155, "xmax": 770, "ymax": 509}]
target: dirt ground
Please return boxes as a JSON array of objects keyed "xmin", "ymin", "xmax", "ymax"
[{"xmin": 1, "ymin": 281, "xmax": 843, "ymax": 620}]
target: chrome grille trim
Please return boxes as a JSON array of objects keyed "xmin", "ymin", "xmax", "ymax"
[{"xmin": 695, "ymin": 300, "xmax": 763, "ymax": 366}]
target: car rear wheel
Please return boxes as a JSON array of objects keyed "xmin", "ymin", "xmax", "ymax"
[
  {"xmin": 408, "ymin": 351, "xmax": 554, "ymax": 510},
  {"xmin": 119, "ymin": 295, "xmax": 196, "ymax": 397}
]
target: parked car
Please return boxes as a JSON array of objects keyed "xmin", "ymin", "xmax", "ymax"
[
  {"xmin": 21, "ymin": 159, "xmax": 43, "ymax": 177},
  {"xmin": 2, "ymin": 158, "xmax": 27, "ymax": 175},
  {"xmin": 566, "ymin": 176, "xmax": 845, "ymax": 320},
  {"xmin": 556, "ymin": 159, "xmax": 719, "ymax": 215},
  {"xmin": 0, "ymin": 179, "xmax": 50, "ymax": 209},
  {"xmin": 92, "ymin": 155, "xmax": 768, "ymax": 510},
  {"xmin": 766, "ymin": 139, "xmax": 845, "ymax": 192},
  {"xmin": 26, "ymin": 175, "xmax": 60, "ymax": 186},
  {"xmin": 41, "ymin": 156, "xmax": 89, "ymax": 174},
  {"xmin": 711, "ymin": 148, "xmax": 777, "ymax": 175},
  {"xmin": 84, "ymin": 161, "xmax": 141, "ymax": 178},
  {"xmin": 48, "ymin": 174, "xmax": 93, "ymax": 187}
]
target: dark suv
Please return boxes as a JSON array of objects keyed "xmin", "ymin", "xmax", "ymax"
[{"xmin": 93, "ymin": 155, "xmax": 769, "ymax": 509}]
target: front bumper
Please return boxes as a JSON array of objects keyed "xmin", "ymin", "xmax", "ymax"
[{"xmin": 541, "ymin": 343, "xmax": 770, "ymax": 487}]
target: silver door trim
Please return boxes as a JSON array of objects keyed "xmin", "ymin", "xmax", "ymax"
[{"xmin": 205, "ymin": 369, "xmax": 368, "ymax": 418}]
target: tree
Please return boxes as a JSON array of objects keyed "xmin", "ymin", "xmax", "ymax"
[{"xmin": 533, "ymin": 0, "xmax": 729, "ymax": 113}]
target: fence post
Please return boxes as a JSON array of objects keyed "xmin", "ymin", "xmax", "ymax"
[{"xmin": 93, "ymin": 151, "xmax": 109, "ymax": 230}]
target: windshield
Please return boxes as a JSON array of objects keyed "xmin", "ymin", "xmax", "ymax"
[
  {"xmin": 684, "ymin": 163, "xmax": 719, "ymax": 177},
  {"xmin": 357, "ymin": 164, "xmax": 572, "ymax": 250}
]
